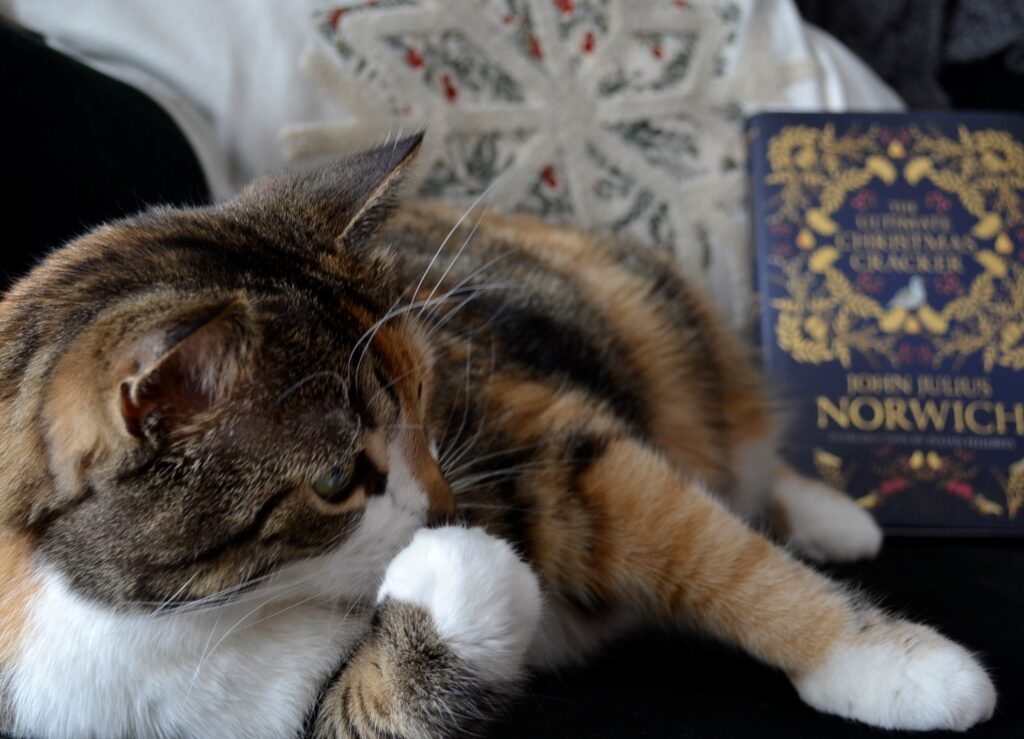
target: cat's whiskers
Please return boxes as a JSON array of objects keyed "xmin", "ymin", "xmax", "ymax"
[
  {"xmin": 418, "ymin": 253, "xmax": 514, "ymax": 326},
  {"xmin": 349, "ymin": 247, "xmax": 514, "ymax": 384},
  {"xmin": 417, "ymin": 205, "xmax": 488, "ymax": 320},
  {"xmin": 182, "ymin": 552, "xmax": 366, "ymax": 701},
  {"xmin": 437, "ymin": 345, "xmax": 500, "ymax": 476},
  {"xmin": 444, "ymin": 439, "xmax": 549, "ymax": 482},
  {"xmin": 450, "ymin": 502, "xmax": 536, "ymax": 514},
  {"xmin": 437, "ymin": 342, "xmax": 475, "ymax": 471},
  {"xmin": 451, "ymin": 462, "xmax": 559, "ymax": 493},
  {"xmin": 422, "ymin": 282, "xmax": 521, "ymax": 345},
  {"xmin": 405, "ymin": 177, "xmax": 501, "ymax": 315},
  {"xmin": 348, "ymin": 285, "xmax": 493, "ymax": 379},
  {"xmin": 182, "ymin": 608, "xmax": 224, "ymax": 704},
  {"xmin": 151, "ymin": 571, "xmax": 201, "ymax": 615}
]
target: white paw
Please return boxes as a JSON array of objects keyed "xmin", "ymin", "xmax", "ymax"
[
  {"xmin": 378, "ymin": 526, "xmax": 542, "ymax": 684},
  {"xmin": 773, "ymin": 476, "xmax": 882, "ymax": 563},
  {"xmin": 795, "ymin": 622, "xmax": 996, "ymax": 731}
]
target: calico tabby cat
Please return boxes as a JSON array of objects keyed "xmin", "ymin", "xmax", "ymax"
[{"xmin": 0, "ymin": 134, "xmax": 995, "ymax": 738}]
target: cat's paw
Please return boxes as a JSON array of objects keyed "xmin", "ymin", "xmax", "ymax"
[
  {"xmin": 773, "ymin": 476, "xmax": 882, "ymax": 563},
  {"xmin": 794, "ymin": 621, "xmax": 996, "ymax": 731},
  {"xmin": 378, "ymin": 526, "xmax": 542, "ymax": 684}
]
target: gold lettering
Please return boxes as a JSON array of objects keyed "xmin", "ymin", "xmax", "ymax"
[
  {"xmin": 884, "ymin": 398, "xmax": 914, "ymax": 431},
  {"xmin": 994, "ymin": 404, "xmax": 1024, "ymax": 436},
  {"xmin": 817, "ymin": 396, "xmax": 848, "ymax": 429},
  {"xmin": 909, "ymin": 399, "xmax": 950, "ymax": 431},
  {"xmin": 850, "ymin": 396, "xmax": 884, "ymax": 431},
  {"xmin": 965, "ymin": 402, "xmax": 995, "ymax": 434}
]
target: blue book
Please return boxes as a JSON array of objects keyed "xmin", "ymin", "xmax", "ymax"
[{"xmin": 747, "ymin": 112, "xmax": 1024, "ymax": 535}]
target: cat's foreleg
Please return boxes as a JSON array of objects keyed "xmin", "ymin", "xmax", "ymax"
[
  {"xmin": 313, "ymin": 527, "xmax": 541, "ymax": 739},
  {"xmin": 546, "ymin": 435, "xmax": 994, "ymax": 731}
]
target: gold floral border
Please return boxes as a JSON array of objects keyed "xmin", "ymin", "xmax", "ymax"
[
  {"xmin": 815, "ymin": 448, "xmax": 1015, "ymax": 518},
  {"xmin": 766, "ymin": 124, "xmax": 1024, "ymax": 370}
]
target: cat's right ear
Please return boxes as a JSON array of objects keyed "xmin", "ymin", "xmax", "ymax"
[
  {"xmin": 118, "ymin": 298, "xmax": 257, "ymax": 439},
  {"xmin": 237, "ymin": 132, "xmax": 424, "ymax": 251}
]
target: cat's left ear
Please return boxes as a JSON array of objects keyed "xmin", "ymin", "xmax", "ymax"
[
  {"xmin": 240, "ymin": 131, "xmax": 424, "ymax": 250},
  {"xmin": 119, "ymin": 298, "xmax": 257, "ymax": 439}
]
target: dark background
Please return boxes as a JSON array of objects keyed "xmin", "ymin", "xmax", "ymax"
[{"xmin": 1, "ymin": 11, "xmax": 1022, "ymax": 738}]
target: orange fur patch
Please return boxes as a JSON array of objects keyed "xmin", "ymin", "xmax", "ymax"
[{"xmin": 0, "ymin": 535, "xmax": 38, "ymax": 667}]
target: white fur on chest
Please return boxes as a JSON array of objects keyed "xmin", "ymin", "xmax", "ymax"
[{"xmin": 9, "ymin": 572, "xmax": 363, "ymax": 739}]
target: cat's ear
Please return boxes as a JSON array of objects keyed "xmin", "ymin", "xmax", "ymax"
[
  {"xmin": 119, "ymin": 298, "xmax": 256, "ymax": 439},
  {"xmin": 335, "ymin": 131, "xmax": 425, "ymax": 248},
  {"xmin": 240, "ymin": 131, "xmax": 424, "ymax": 249}
]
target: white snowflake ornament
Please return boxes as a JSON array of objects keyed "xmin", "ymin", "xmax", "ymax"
[{"xmin": 283, "ymin": 0, "xmax": 821, "ymax": 326}]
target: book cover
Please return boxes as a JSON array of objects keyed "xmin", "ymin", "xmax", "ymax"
[{"xmin": 748, "ymin": 112, "xmax": 1024, "ymax": 534}]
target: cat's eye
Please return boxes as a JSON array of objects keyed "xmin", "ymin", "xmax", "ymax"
[{"xmin": 312, "ymin": 457, "xmax": 357, "ymax": 503}]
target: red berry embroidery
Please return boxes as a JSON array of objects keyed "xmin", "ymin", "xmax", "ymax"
[
  {"xmin": 540, "ymin": 165, "xmax": 558, "ymax": 188},
  {"xmin": 555, "ymin": 0, "xmax": 575, "ymax": 13},
  {"xmin": 442, "ymin": 73, "xmax": 458, "ymax": 102},
  {"xmin": 529, "ymin": 35, "xmax": 543, "ymax": 60},
  {"xmin": 405, "ymin": 47, "xmax": 424, "ymax": 69},
  {"xmin": 581, "ymin": 30, "xmax": 595, "ymax": 54}
]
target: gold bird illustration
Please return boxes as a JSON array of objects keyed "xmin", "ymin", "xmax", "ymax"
[
  {"xmin": 973, "ymin": 495, "xmax": 1004, "ymax": 517},
  {"xmin": 803, "ymin": 315, "xmax": 828, "ymax": 342},
  {"xmin": 856, "ymin": 492, "xmax": 881, "ymax": 510},
  {"xmin": 972, "ymin": 213, "xmax": 1003, "ymax": 240},
  {"xmin": 917, "ymin": 304, "xmax": 948, "ymax": 335},
  {"xmin": 904, "ymin": 156, "xmax": 933, "ymax": 184},
  {"xmin": 909, "ymin": 450, "xmax": 925, "ymax": 470},
  {"xmin": 880, "ymin": 306, "xmax": 908, "ymax": 334},
  {"xmin": 926, "ymin": 451, "xmax": 943, "ymax": 470},
  {"xmin": 975, "ymin": 250, "xmax": 1008, "ymax": 278},
  {"xmin": 806, "ymin": 208, "xmax": 839, "ymax": 236},
  {"xmin": 808, "ymin": 246, "xmax": 840, "ymax": 273},
  {"xmin": 813, "ymin": 448, "xmax": 846, "ymax": 490},
  {"xmin": 887, "ymin": 140, "xmax": 907, "ymax": 159},
  {"xmin": 995, "ymin": 233, "xmax": 1015, "ymax": 255},
  {"xmin": 796, "ymin": 228, "xmax": 816, "ymax": 250},
  {"xmin": 866, "ymin": 154, "xmax": 898, "ymax": 183}
]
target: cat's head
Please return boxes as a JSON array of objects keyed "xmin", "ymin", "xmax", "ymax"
[{"xmin": 0, "ymin": 133, "xmax": 453, "ymax": 609}]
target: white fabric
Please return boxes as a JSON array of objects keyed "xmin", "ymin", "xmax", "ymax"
[{"xmin": 4, "ymin": 0, "xmax": 902, "ymax": 326}]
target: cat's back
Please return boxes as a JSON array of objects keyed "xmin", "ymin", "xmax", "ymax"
[{"xmin": 385, "ymin": 202, "xmax": 769, "ymax": 494}]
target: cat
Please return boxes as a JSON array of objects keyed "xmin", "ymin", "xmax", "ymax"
[{"xmin": 0, "ymin": 133, "xmax": 995, "ymax": 738}]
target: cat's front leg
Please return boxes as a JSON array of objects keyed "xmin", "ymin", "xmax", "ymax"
[{"xmin": 314, "ymin": 527, "xmax": 542, "ymax": 739}]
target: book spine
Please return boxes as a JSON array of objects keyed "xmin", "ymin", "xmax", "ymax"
[{"xmin": 746, "ymin": 114, "xmax": 777, "ymax": 369}]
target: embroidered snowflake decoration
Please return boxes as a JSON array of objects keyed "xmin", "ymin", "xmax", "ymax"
[{"xmin": 283, "ymin": 0, "xmax": 816, "ymax": 326}]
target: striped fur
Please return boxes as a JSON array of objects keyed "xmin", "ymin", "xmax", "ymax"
[{"xmin": 0, "ymin": 136, "xmax": 994, "ymax": 737}]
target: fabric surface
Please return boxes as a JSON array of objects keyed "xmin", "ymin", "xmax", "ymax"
[
  {"xmin": 1, "ymin": 0, "xmax": 902, "ymax": 329},
  {"xmin": 490, "ymin": 537, "xmax": 1024, "ymax": 739},
  {"xmin": 797, "ymin": 0, "xmax": 1024, "ymax": 110},
  {"xmin": 0, "ymin": 23, "xmax": 210, "ymax": 290}
]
